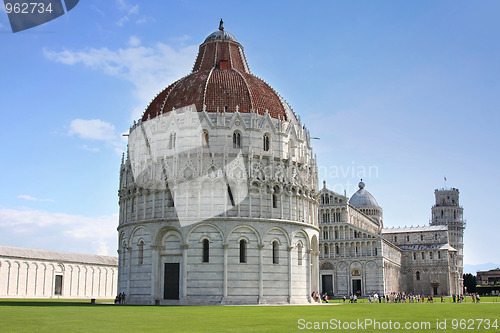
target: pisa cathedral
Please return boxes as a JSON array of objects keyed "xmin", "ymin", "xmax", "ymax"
[
  {"xmin": 116, "ymin": 22, "xmax": 465, "ymax": 304},
  {"xmin": 318, "ymin": 182, "xmax": 465, "ymax": 297}
]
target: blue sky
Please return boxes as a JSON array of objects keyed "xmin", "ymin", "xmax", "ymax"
[{"xmin": 1, "ymin": 0, "xmax": 498, "ymax": 271}]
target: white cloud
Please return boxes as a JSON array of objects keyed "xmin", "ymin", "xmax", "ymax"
[
  {"xmin": 82, "ymin": 144, "xmax": 100, "ymax": 152},
  {"xmin": 44, "ymin": 41, "xmax": 197, "ymax": 121},
  {"xmin": 116, "ymin": 0, "xmax": 139, "ymax": 26},
  {"xmin": 136, "ymin": 16, "xmax": 150, "ymax": 24},
  {"xmin": 128, "ymin": 35, "xmax": 141, "ymax": 47},
  {"xmin": 67, "ymin": 119, "xmax": 125, "ymax": 154},
  {"xmin": 117, "ymin": 16, "xmax": 129, "ymax": 27},
  {"xmin": 17, "ymin": 195, "xmax": 54, "ymax": 202},
  {"xmin": 68, "ymin": 119, "xmax": 116, "ymax": 141},
  {"xmin": 0, "ymin": 208, "xmax": 117, "ymax": 256}
]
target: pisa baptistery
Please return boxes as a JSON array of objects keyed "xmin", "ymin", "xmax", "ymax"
[{"xmin": 117, "ymin": 21, "xmax": 320, "ymax": 305}]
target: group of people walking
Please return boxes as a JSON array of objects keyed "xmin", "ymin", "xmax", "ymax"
[{"xmin": 312, "ymin": 291, "xmax": 483, "ymax": 304}]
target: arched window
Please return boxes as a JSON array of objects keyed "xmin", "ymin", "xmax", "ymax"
[
  {"xmin": 441, "ymin": 210, "xmax": 444, "ymax": 218},
  {"xmin": 202, "ymin": 239, "xmax": 210, "ymax": 263},
  {"xmin": 227, "ymin": 185, "xmax": 235, "ymax": 206},
  {"xmin": 272, "ymin": 192, "xmax": 278, "ymax": 208},
  {"xmin": 169, "ymin": 133, "xmax": 176, "ymax": 149},
  {"xmin": 416, "ymin": 271, "xmax": 420, "ymax": 280},
  {"xmin": 454, "ymin": 211, "xmax": 456, "ymax": 219},
  {"xmin": 239, "ymin": 240, "xmax": 247, "ymax": 263},
  {"xmin": 272, "ymin": 241, "xmax": 279, "ymax": 264},
  {"xmin": 233, "ymin": 131, "xmax": 241, "ymax": 148},
  {"xmin": 413, "ymin": 253, "xmax": 416, "ymax": 260},
  {"xmin": 420, "ymin": 234, "xmax": 424, "ymax": 241},
  {"xmin": 297, "ymin": 244, "xmax": 303, "ymax": 265},
  {"xmin": 263, "ymin": 134, "xmax": 270, "ymax": 151},
  {"xmin": 421, "ymin": 252, "xmax": 425, "ymax": 259},
  {"xmin": 138, "ymin": 240, "xmax": 144, "ymax": 265},
  {"xmin": 202, "ymin": 130, "xmax": 209, "ymax": 148}
]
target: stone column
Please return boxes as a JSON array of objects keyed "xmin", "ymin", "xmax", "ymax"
[
  {"xmin": 258, "ymin": 243, "xmax": 265, "ymax": 303},
  {"xmin": 222, "ymin": 243, "xmax": 229, "ymax": 304},
  {"xmin": 280, "ymin": 192, "xmax": 284, "ymax": 219},
  {"xmin": 126, "ymin": 246, "xmax": 132, "ymax": 302},
  {"xmin": 180, "ymin": 244, "xmax": 189, "ymax": 304},
  {"xmin": 270, "ymin": 188, "xmax": 274, "ymax": 219},
  {"xmin": 134, "ymin": 194, "xmax": 138, "ymax": 221},
  {"xmin": 259, "ymin": 187, "xmax": 263, "ymax": 218},
  {"xmin": 162, "ymin": 190, "xmax": 165, "ymax": 218},
  {"xmin": 314, "ymin": 250, "xmax": 320, "ymax": 298},
  {"xmin": 302, "ymin": 195, "xmax": 305, "ymax": 222},
  {"xmin": 289, "ymin": 192, "xmax": 292, "ymax": 220},
  {"xmin": 287, "ymin": 245, "xmax": 293, "ymax": 303},
  {"xmin": 306, "ymin": 249, "xmax": 311, "ymax": 303},
  {"xmin": 152, "ymin": 191, "xmax": 156, "ymax": 218},
  {"xmin": 150, "ymin": 245, "xmax": 163, "ymax": 303},
  {"xmin": 249, "ymin": 189, "xmax": 252, "ymax": 218},
  {"xmin": 143, "ymin": 191, "xmax": 147, "ymax": 220}
]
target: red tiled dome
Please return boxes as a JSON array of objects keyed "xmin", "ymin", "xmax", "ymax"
[{"xmin": 142, "ymin": 23, "xmax": 291, "ymax": 121}]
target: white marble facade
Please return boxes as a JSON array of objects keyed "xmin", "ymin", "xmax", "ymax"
[
  {"xmin": 118, "ymin": 109, "xmax": 320, "ymax": 305},
  {"xmin": 319, "ymin": 182, "xmax": 465, "ymax": 297},
  {"xmin": 0, "ymin": 246, "xmax": 117, "ymax": 299}
]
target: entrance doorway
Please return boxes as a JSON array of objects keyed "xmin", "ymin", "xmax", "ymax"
[
  {"xmin": 322, "ymin": 275, "xmax": 333, "ymax": 296},
  {"xmin": 433, "ymin": 286, "xmax": 438, "ymax": 296},
  {"xmin": 164, "ymin": 263, "xmax": 180, "ymax": 300},
  {"xmin": 352, "ymin": 279, "xmax": 361, "ymax": 296},
  {"xmin": 54, "ymin": 275, "xmax": 63, "ymax": 295}
]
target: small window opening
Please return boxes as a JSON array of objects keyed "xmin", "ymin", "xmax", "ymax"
[
  {"xmin": 298, "ymin": 244, "xmax": 303, "ymax": 265},
  {"xmin": 138, "ymin": 241, "xmax": 144, "ymax": 265},
  {"xmin": 272, "ymin": 241, "xmax": 279, "ymax": 264},
  {"xmin": 202, "ymin": 239, "xmax": 210, "ymax": 263},
  {"xmin": 239, "ymin": 239, "xmax": 247, "ymax": 263}
]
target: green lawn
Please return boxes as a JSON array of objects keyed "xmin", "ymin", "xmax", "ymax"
[{"xmin": 0, "ymin": 299, "xmax": 499, "ymax": 332}]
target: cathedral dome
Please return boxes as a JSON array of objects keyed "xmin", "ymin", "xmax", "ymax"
[
  {"xmin": 349, "ymin": 180, "xmax": 380, "ymax": 208},
  {"xmin": 204, "ymin": 29, "xmax": 237, "ymax": 43},
  {"xmin": 142, "ymin": 21, "xmax": 293, "ymax": 122}
]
